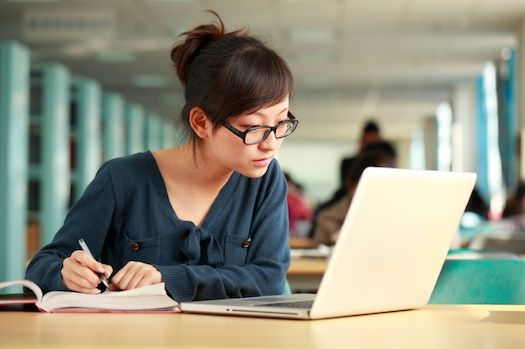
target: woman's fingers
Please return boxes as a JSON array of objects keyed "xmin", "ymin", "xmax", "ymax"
[
  {"xmin": 72, "ymin": 250, "xmax": 106, "ymax": 274},
  {"xmin": 64, "ymin": 276, "xmax": 101, "ymax": 294},
  {"xmin": 61, "ymin": 250, "xmax": 113, "ymax": 293},
  {"xmin": 111, "ymin": 262, "xmax": 161, "ymax": 290},
  {"xmin": 61, "ymin": 265, "xmax": 101, "ymax": 293},
  {"xmin": 102, "ymin": 264, "xmax": 113, "ymax": 279}
]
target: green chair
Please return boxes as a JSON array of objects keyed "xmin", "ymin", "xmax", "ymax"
[
  {"xmin": 447, "ymin": 247, "xmax": 521, "ymax": 260},
  {"xmin": 282, "ymin": 279, "xmax": 292, "ymax": 295},
  {"xmin": 429, "ymin": 259, "xmax": 525, "ymax": 304}
]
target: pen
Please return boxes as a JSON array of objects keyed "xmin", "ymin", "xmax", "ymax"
[{"xmin": 78, "ymin": 238, "xmax": 110, "ymax": 288}]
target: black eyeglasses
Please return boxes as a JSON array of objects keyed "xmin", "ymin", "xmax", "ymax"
[{"xmin": 222, "ymin": 111, "xmax": 299, "ymax": 145}]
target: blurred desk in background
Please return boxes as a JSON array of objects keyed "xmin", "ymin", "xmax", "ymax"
[
  {"xmin": 287, "ymin": 240, "xmax": 330, "ymax": 292},
  {"xmin": 287, "ymin": 257, "xmax": 327, "ymax": 292},
  {"xmin": 460, "ymin": 215, "xmax": 525, "ymax": 253},
  {"xmin": 288, "ymin": 237, "xmax": 316, "ymax": 249}
]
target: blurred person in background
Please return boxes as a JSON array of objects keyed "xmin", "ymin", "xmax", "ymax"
[
  {"xmin": 284, "ymin": 172, "xmax": 313, "ymax": 237},
  {"xmin": 503, "ymin": 181, "xmax": 525, "ymax": 218},
  {"xmin": 312, "ymin": 141, "xmax": 397, "ymax": 246},
  {"xmin": 452, "ymin": 187, "xmax": 490, "ymax": 248},
  {"xmin": 308, "ymin": 120, "xmax": 383, "ymax": 238}
]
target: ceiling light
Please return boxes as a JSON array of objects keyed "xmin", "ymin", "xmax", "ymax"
[
  {"xmin": 63, "ymin": 39, "xmax": 110, "ymax": 57},
  {"xmin": 296, "ymin": 51, "xmax": 333, "ymax": 65},
  {"xmin": 288, "ymin": 29, "xmax": 335, "ymax": 44},
  {"xmin": 117, "ymin": 39, "xmax": 173, "ymax": 52},
  {"xmin": 131, "ymin": 74, "xmax": 171, "ymax": 88},
  {"xmin": 95, "ymin": 50, "xmax": 136, "ymax": 63}
]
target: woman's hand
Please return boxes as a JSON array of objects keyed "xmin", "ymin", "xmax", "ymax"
[
  {"xmin": 108, "ymin": 261, "xmax": 162, "ymax": 291},
  {"xmin": 61, "ymin": 250, "xmax": 113, "ymax": 293}
]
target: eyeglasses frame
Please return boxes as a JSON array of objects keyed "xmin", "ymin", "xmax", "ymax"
[{"xmin": 221, "ymin": 111, "xmax": 299, "ymax": 145}]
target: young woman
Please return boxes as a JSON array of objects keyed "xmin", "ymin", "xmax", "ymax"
[{"xmin": 25, "ymin": 12, "xmax": 298, "ymax": 302}]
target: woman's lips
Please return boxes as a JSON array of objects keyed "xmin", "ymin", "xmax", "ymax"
[{"xmin": 253, "ymin": 157, "xmax": 272, "ymax": 167}]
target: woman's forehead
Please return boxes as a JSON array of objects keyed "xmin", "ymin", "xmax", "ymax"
[{"xmin": 240, "ymin": 97, "xmax": 290, "ymax": 117}]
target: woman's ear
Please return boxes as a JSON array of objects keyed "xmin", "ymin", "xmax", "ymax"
[{"xmin": 189, "ymin": 107, "xmax": 212, "ymax": 140}]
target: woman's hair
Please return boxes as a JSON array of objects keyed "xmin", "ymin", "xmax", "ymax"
[{"xmin": 170, "ymin": 11, "xmax": 294, "ymax": 144}]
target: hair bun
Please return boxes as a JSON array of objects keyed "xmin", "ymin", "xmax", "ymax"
[{"xmin": 170, "ymin": 11, "xmax": 226, "ymax": 86}]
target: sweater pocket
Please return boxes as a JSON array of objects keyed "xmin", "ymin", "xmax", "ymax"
[
  {"xmin": 123, "ymin": 233, "xmax": 161, "ymax": 265},
  {"xmin": 223, "ymin": 233, "xmax": 250, "ymax": 266}
]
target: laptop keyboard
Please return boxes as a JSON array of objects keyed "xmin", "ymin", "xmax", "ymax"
[{"xmin": 255, "ymin": 300, "xmax": 314, "ymax": 309}]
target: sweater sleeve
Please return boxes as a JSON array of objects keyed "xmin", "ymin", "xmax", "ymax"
[
  {"xmin": 25, "ymin": 163, "xmax": 116, "ymax": 293},
  {"xmin": 155, "ymin": 160, "xmax": 291, "ymax": 301}
]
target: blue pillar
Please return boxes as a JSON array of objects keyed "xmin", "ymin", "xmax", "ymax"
[
  {"xmin": 102, "ymin": 93, "xmax": 125, "ymax": 161},
  {"xmin": 0, "ymin": 42, "xmax": 30, "ymax": 282},
  {"xmin": 32, "ymin": 64, "xmax": 71, "ymax": 245},
  {"xmin": 71, "ymin": 77, "xmax": 102, "ymax": 201},
  {"xmin": 498, "ymin": 49, "xmax": 518, "ymax": 191},
  {"xmin": 476, "ymin": 76, "xmax": 489, "ymax": 202},
  {"xmin": 144, "ymin": 113, "xmax": 163, "ymax": 151},
  {"xmin": 125, "ymin": 103, "xmax": 145, "ymax": 155}
]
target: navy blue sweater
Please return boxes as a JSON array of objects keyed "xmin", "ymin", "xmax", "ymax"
[{"xmin": 25, "ymin": 152, "xmax": 290, "ymax": 301}]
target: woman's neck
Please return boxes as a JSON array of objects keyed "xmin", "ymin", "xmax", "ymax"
[
  {"xmin": 165, "ymin": 143, "xmax": 233, "ymax": 192},
  {"xmin": 152, "ymin": 144, "xmax": 233, "ymax": 226}
]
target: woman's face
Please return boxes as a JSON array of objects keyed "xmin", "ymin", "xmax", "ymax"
[{"xmin": 206, "ymin": 95, "xmax": 290, "ymax": 178}]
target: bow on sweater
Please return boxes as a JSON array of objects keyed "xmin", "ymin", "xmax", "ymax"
[{"xmin": 180, "ymin": 226, "xmax": 224, "ymax": 266}]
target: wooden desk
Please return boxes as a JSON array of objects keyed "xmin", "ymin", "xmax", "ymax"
[
  {"xmin": 1, "ymin": 305, "xmax": 525, "ymax": 348},
  {"xmin": 288, "ymin": 237, "xmax": 316, "ymax": 249},
  {"xmin": 287, "ymin": 257, "xmax": 327, "ymax": 292}
]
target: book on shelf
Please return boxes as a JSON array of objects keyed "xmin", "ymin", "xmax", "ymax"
[{"xmin": 0, "ymin": 279, "xmax": 179, "ymax": 313}]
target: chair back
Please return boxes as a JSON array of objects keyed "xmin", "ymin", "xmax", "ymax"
[
  {"xmin": 429, "ymin": 259, "xmax": 525, "ymax": 304},
  {"xmin": 447, "ymin": 248, "xmax": 521, "ymax": 260}
]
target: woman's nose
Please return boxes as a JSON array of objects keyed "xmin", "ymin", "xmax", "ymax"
[{"xmin": 258, "ymin": 130, "xmax": 281, "ymax": 150}]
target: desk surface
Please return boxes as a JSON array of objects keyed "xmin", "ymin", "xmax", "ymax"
[
  {"xmin": 1, "ymin": 305, "xmax": 525, "ymax": 348},
  {"xmin": 288, "ymin": 257, "xmax": 328, "ymax": 276}
]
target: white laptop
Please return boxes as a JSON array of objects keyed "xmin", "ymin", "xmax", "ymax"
[{"xmin": 180, "ymin": 167, "xmax": 476, "ymax": 320}]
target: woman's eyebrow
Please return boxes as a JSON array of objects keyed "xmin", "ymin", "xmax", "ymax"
[{"xmin": 252, "ymin": 107, "xmax": 289, "ymax": 117}]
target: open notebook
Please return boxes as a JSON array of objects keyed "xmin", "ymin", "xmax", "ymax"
[
  {"xmin": 180, "ymin": 167, "xmax": 476, "ymax": 320},
  {"xmin": 0, "ymin": 280, "xmax": 179, "ymax": 313}
]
